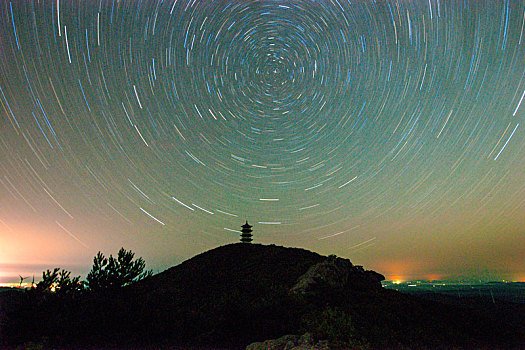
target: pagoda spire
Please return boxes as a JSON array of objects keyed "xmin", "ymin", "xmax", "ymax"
[{"xmin": 240, "ymin": 221, "xmax": 253, "ymax": 243}]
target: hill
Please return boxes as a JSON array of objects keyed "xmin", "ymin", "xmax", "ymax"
[
  {"xmin": 1, "ymin": 243, "xmax": 524, "ymax": 349},
  {"xmin": 125, "ymin": 243, "xmax": 329, "ymax": 346}
]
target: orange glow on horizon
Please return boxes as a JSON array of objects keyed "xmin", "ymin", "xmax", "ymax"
[
  {"xmin": 376, "ymin": 259, "xmax": 413, "ymax": 282},
  {"xmin": 423, "ymin": 273, "xmax": 443, "ymax": 281},
  {"xmin": 389, "ymin": 276, "xmax": 405, "ymax": 283}
]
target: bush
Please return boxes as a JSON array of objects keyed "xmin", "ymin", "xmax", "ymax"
[{"xmin": 304, "ymin": 307, "xmax": 357, "ymax": 343}]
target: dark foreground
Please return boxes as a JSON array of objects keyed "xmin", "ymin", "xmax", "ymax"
[{"xmin": 1, "ymin": 244, "xmax": 524, "ymax": 349}]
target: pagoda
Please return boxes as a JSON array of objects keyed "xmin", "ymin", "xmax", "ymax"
[{"xmin": 240, "ymin": 221, "xmax": 253, "ymax": 243}]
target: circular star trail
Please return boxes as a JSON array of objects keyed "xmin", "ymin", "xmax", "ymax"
[{"xmin": 0, "ymin": 0, "xmax": 524, "ymax": 281}]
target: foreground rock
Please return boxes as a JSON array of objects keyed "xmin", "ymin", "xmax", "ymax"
[
  {"xmin": 246, "ymin": 333, "xmax": 328, "ymax": 350},
  {"xmin": 246, "ymin": 332, "xmax": 365, "ymax": 350}
]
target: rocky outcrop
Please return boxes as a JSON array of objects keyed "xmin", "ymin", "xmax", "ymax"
[
  {"xmin": 290, "ymin": 255, "xmax": 384, "ymax": 298},
  {"xmin": 246, "ymin": 333, "xmax": 331, "ymax": 350},
  {"xmin": 247, "ymin": 256, "xmax": 385, "ymax": 350}
]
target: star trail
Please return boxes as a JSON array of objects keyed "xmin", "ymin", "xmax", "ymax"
[{"xmin": 1, "ymin": 0, "xmax": 524, "ymax": 282}]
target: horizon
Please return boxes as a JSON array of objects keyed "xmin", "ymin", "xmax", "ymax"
[
  {"xmin": 1, "ymin": 1, "xmax": 524, "ymax": 284},
  {"xmin": 1, "ymin": 242, "xmax": 524, "ymax": 285}
]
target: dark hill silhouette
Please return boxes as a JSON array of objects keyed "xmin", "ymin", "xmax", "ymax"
[
  {"xmin": 126, "ymin": 243, "xmax": 328, "ymax": 346},
  {"xmin": 136, "ymin": 243, "xmax": 326, "ymax": 300},
  {"xmin": 1, "ymin": 243, "xmax": 524, "ymax": 349}
]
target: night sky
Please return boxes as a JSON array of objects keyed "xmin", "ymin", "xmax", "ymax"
[{"xmin": 1, "ymin": 0, "xmax": 524, "ymax": 284}]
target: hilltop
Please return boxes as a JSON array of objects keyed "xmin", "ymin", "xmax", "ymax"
[{"xmin": 1, "ymin": 243, "xmax": 524, "ymax": 349}]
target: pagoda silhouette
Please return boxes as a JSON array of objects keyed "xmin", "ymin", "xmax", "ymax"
[{"xmin": 240, "ymin": 221, "xmax": 253, "ymax": 243}]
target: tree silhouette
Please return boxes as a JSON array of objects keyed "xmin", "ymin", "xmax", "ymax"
[
  {"xmin": 36, "ymin": 267, "xmax": 60, "ymax": 292},
  {"xmin": 56, "ymin": 269, "xmax": 83, "ymax": 295},
  {"xmin": 85, "ymin": 248, "xmax": 151, "ymax": 292},
  {"xmin": 35, "ymin": 268, "xmax": 83, "ymax": 295}
]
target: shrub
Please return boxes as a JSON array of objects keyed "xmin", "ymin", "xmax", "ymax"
[{"xmin": 304, "ymin": 307, "xmax": 357, "ymax": 343}]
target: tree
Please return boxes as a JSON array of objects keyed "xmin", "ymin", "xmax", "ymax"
[
  {"xmin": 85, "ymin": 248, "xmax": 151, "ymax": 292},
  {"xmin": 56, "ymin": 269, "xmax": 84, "ymax": 295},
  {"xmin": 35, "ymin": 268, "xmax": 83, "ymax": 295},
  {"xmin": 36, "ymin": 267, "xmax": 60, "ymax": 292}
]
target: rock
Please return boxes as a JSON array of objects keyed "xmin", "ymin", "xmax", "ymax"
[
  {"xmin": 290, "ymin": 255, "xmax": 384, "ymax": 298},
  {"xmin": 298, "ymin": 332, "xmax": 315, "ymax": 345},
  {"xmin": 245, "ymin": 334, "xmax": 299, "ymax": 350},
  {"xmin": 246, "ymin": 333, "xmax": 332, "ymax": 350},
  {"xmin": 364, "ymin": 270, "xmax": 385, "ymax": 285}
]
